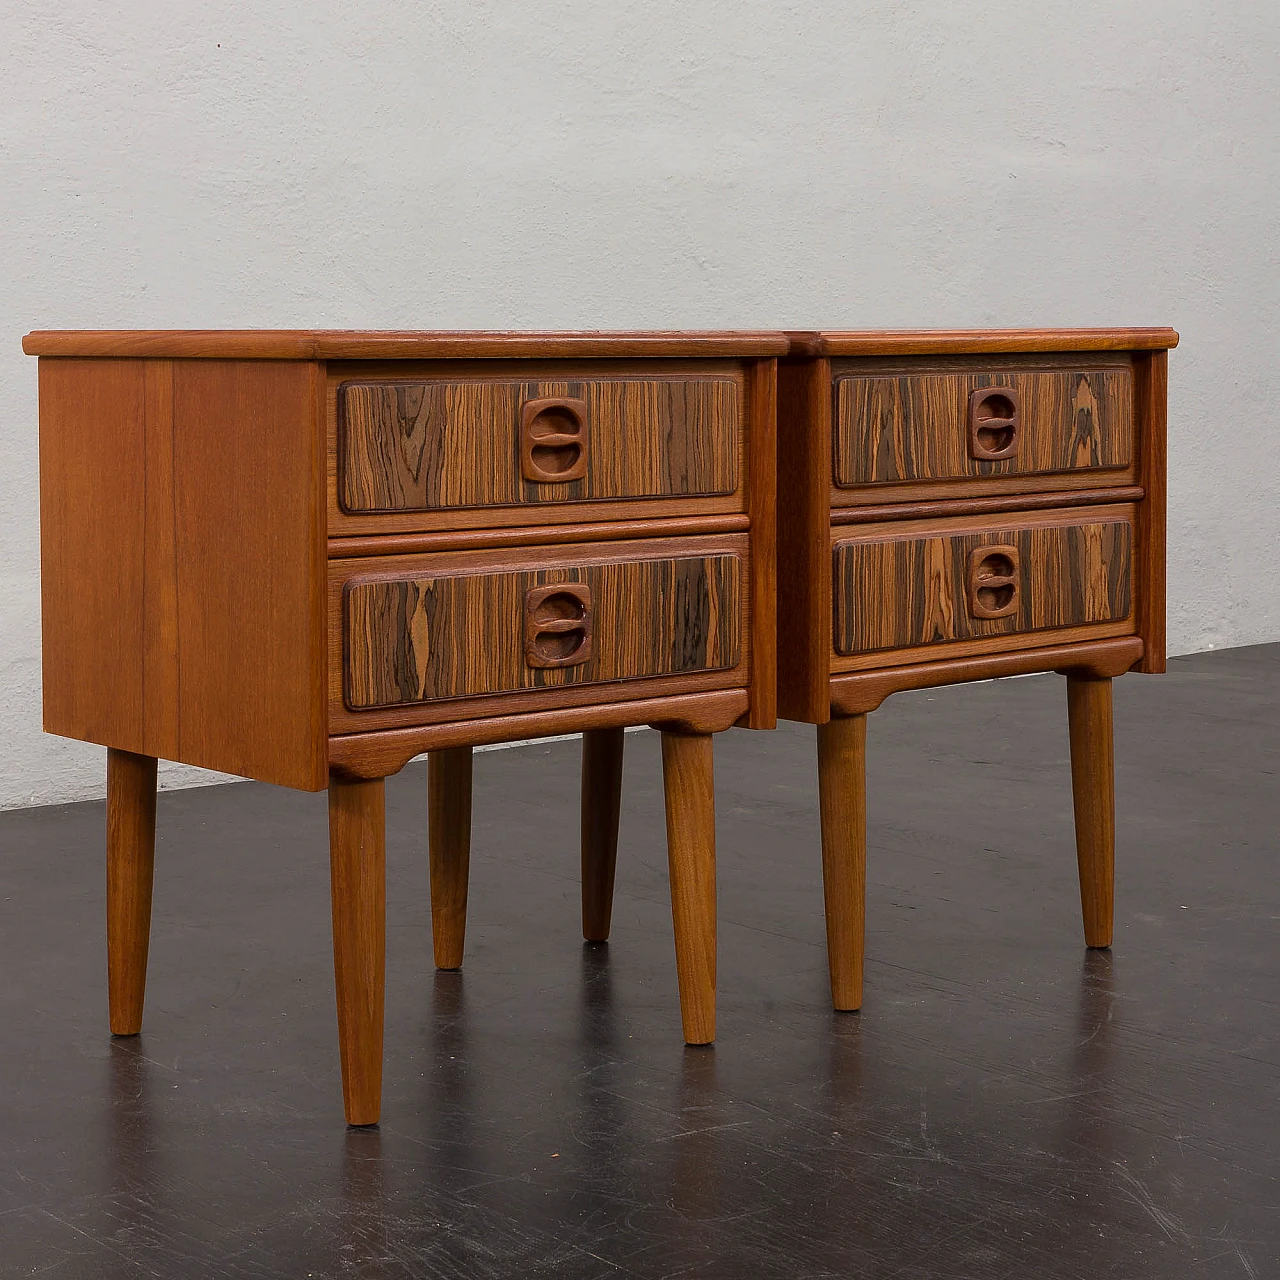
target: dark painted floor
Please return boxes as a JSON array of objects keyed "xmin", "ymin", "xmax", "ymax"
[{"xmin": 1, "ymin": 645, "xmax": 1277, "ymax": 1278}]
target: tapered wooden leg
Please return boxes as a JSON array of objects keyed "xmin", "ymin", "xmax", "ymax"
[
  {"xmin": 581, "ymin": 727, "xmax": 625, "ymax": 943},
  {"xmin": 329, "ymin": 773, "xmax": 386, "ymax": 1126},
  {"xmin": 106, "ymin": 749, "xmax": 158, "ymax": 1036},
  {"xmin": 660, "ymin": 731, "xmax": 716, "ymax": 1045},
  {"xmin": 816, "ymin": 715, "xmax": 867, "ymax": 1012},
  {"xmin": 428, "ymin": 747, "xmax": 473, "ymax": 970},
  {"xmin": 1067, "ymin": 674, "xmax": 1115, "ymax": 949}
]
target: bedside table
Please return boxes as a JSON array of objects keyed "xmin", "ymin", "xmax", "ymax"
[
  {"xmin": 26, "ymin": 329, "xmax": 784, "ymax": 1124},
  {"xmin": 776, "ymin": 328, "xmax": 1178, "ymax": 1011}
]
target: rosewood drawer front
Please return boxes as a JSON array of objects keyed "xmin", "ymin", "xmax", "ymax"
[
  {"xmin": 333, "ymin": 366, "xmax": 742, "ymax": 529},
  {"xmin": 831, "ymin": 359, "xmax": 1134, "ymax": 499},
  {"xmin": 329, "ymin": 535, "xmax": 749, "ymax": 732},
  {"xmin": 831, "ymin": 506, "xmax": 1135, "ymax": 664}
]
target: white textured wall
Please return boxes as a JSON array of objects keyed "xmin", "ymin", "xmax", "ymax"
[{"xmin": 1, "ymin": 2, "xmax": 1276, "ymax": 808}]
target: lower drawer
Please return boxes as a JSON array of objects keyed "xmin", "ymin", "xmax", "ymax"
[
  {"xmin": 832, "ymin": 505, "xmax": 1134, "ymax": 667},
  {"xmin": 329, "ymin": 534, "xmax": 748, "ymax": 732}
]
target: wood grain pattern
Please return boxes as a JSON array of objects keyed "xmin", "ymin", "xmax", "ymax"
[
  {"xmin": 828, "ymin": 636, "xmax": 1144, "ymax": 717},
  {"xmin": 328, "ymin": 689, "xmax": 750, "ymax": 780},
  {"xmin": 106, "ymin": 749, "xmax": 158, "ymax": 1036},
  {"xmin": 775, "ymin": 357, "xmax": 833, "ymax": 724},
  {"xmin": 38, "ymin": 358, "xmax": 327, "ymax": 791},
  {"xmin": 1133, "ymin": 350, "xmax": 1168, "ymax": 674},
  {"xmin": 787, "ymin": 328, "xmax": 1179, "ymax": 357},
  {"xmin": 428, "ymin": 747, "xmax": 473, "ymax": 970},
  {"xmin": 25, "ymin": 330, "xmax": 792, "ymax": 360},
  {"xmin": 833, "ymin": 512, "xmax": 1133, "ymax": 655},
  {"xmin": 743, "ymin": 358, "xmax": 778, "ymax": 729},
  {"xmin": 581, "ymin": 727, "xmax": 625, "ymax": 943},
  {"xmin": 328, "ymin": 773, "xmax": 386, "ymax": 1126},
  {"xmin": 342, "ymin": 547, "xmax": 742, "ymax": 711},
  {"xmin": 338, "ymin": 376, "xmax": 739, "ymax": 512},
  {"xmin": 833, "ymin": 366, "xmax": 1133, "ymax": 488},
  {"xmin": 661, "ymin": 731, "xmax": 717, "ymax": 1045},
  {"xmin": 1067, "ymin": 675, "xmax": 1115, "ymax": 948},
  {"xmin": 328, "ymin": 537, "xmax": 750, "ymax": 735},
  {"xmin": 325, "ymin": 360, "xmax": 750, "ymax": 538},
  {"xmin": 816, "ymin": 716, "xmax": 865, "ymax": 1012}
]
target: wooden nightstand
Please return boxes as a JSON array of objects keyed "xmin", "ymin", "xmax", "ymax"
[
  {"xmin": 776, "ymin": 328, "xmax": 1178, "ymax": 1011},
  {"xmin": 26, "ymin": 329, "xmax": 784, "ymax": 1124}
]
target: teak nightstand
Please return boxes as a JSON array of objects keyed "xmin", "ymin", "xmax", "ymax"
[
  {"xmin": 776, "ymin": 328, "xmax": 1178, "ymax": 1011},
  {"xmin": 27, "ymin": 329, "xmax": 785, "ymax": 1124}
]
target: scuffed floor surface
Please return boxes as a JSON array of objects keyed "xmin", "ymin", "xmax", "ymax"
[{"xmin": 1, "ymin": 644, "xmax": 1276, "ymax": 1278}]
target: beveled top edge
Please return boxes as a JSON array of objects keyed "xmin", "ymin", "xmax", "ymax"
[
  {"xmin": 786, "ymin": 328, "xmax": 1180, "ymax": 357},
  {"xmin": 22, "ymin": 329, "xmax": 792, "ymax": 359}
]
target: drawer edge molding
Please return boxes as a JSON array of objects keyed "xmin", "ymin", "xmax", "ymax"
[
  {"xmin": 829, "ymin": 486, "xmax": 1144, "ymax": 525},
  {"xmin": 329, "ymin": 689, "xmax": 751, "ymax": 779},
  {"xmin": 827, "ymin": 636, "xmax": 1144, "ymax": 717},
  {"xmin": 326, "ymin": 513, "xmax": 751, "ymax": 558}
]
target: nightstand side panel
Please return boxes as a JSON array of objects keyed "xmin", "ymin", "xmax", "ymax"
[
  {"xmin": 1133, "ymin": 350, "xmax": 1168, "ymax": 673},
  {"xmin": 38, "ymin": 358, "xmax": 328, "ymax": 790},
  {"xmin": 775, "ymin": 357, "xmax": 833, "ymax": 723},
  {"xmin": 40, "ymin": 358, "xmax": 151, "ymax": 754}
]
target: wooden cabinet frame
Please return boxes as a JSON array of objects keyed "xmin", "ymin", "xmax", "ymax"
[
  {"xmin": 28, "ymin": 329, "xmax": 785, "ymax": 1125},
  {"xmin": 777, "ymin": 327, "xmax": 1177, "ymax": 1013}
]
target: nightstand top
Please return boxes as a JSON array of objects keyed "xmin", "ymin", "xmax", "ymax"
[
  {"xmin": 786, "ymin": 328, "xmax": 1179, "ymax": 357},
  {"xmin": 22, "ymin": 330, "xmax": 791, "ymax": 360}
]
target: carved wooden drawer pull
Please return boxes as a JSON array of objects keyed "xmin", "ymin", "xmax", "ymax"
[
  {"xmin": 968, "ymin": 386, "xmax": 1021, "ymax": 460},
  {"xmin": 966, "ymin": 545, "xmax": 1020, "ymax": 619},
  {"xmin": 521, "ymin": 396, "xmax": 588, "ymax": 482},
  {"xmin": 524, "ymin": 583, "xmax": 593, "ymax": 668}
]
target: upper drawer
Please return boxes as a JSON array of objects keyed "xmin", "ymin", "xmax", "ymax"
[
  {"xmin": 329, "ymin": 360, "xmax": 746, "ymax": 534},
  {"xmin": 329, "ymin": 534, "xmax": 748, "ymax": 732},
  {"xmin": 832, "ymin": 506, "xmax": 1134, "ymax": 663},
  {"xmin": 831, "ymin": 357, "xmax": 1133, "ymax": 498}
]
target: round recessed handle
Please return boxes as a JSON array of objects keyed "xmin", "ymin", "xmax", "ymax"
[
  {"xmin": 966, "ymin": 544, "xmax": 1020, "ymax": 618},
  {"xmin": 524, "ymin": 583, "xmax": 593, "ymax": 668},
  {"xmin": 521, "ymin": 397, "xmax": 588, "ymax": 483},
  {"xmin": 968, "ymin": 386, "xmax": 1021, "ymax": 460}
]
